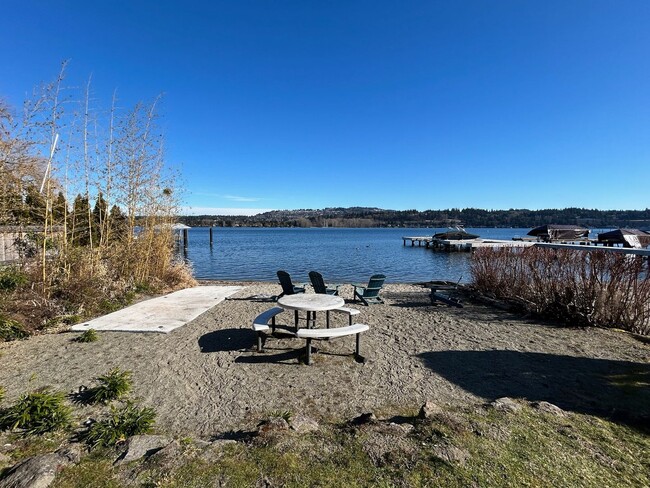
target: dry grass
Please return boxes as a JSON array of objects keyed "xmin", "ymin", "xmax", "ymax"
[{"xmin": 1, "ymin": 231, "xmax": 195, "ymax": 333}]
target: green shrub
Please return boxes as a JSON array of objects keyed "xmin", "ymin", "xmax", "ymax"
[
  {"xmin": 83, "ymin": 401, "xmax": 156, "ymax": 448},
  {"xmin": 0, "ymin": 266, "xmax": 28, "ymax": 292},
  {"xmin": 88, "ymin": 368, "xmax": 132, "ymax": 404},
  {"xmin": 75, "ymin": 329, "xmax": 99, "ymax": 343},
  {"xmin": 0, "ymin": 316, "xmax": 29, "ymax": 342},
  {"xmin": 0, "ymin": 386, "xmax": 4, "ymax": 404},
  {"xmin": 0, "ymin": 388, "xmax": 72, "ymax": 435}
]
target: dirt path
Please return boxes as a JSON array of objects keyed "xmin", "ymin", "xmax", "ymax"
[{"xmin": 1, "ymin": 282, "xmax": 648, "ymax": 437}]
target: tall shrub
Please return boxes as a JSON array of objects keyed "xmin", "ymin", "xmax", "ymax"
[{"xmin": 470, "ymin": 247, "xmax": 650, "ymax": 335}]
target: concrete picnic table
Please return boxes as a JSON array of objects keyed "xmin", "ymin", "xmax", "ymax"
[{"xmin": 277, "ymin": 294, "xmax": 345, "ymax": 330}]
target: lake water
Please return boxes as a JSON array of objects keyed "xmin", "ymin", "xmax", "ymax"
[{"xmin": 181, "ymin": 227, "xmax": 529, "ymax": 283}]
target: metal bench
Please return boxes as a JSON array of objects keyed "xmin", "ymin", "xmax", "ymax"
[
  {"xmin": 252, "ymin": 307, "xmax": 285, "ymax": 352},
  {"xmin": 296, "ymin": 323, "xmax": 369, "ymax": 365}
]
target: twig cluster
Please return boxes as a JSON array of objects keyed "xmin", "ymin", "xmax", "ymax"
[{"xmin": 0, "ymin": 61, "xmax": 195, "ymax": 332}]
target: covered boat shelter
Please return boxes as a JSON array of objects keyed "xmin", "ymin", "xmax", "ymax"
[
  {"xmin": 432, "ymin": 229, "xmax": 479, "ymax": 240},
  {"xmin": 597, "ymin": 228, "xmax": 650, "ymax": 249},
  {"xmin": 527, "ymin": 224, "xmax": 589, "ymax": 242}
]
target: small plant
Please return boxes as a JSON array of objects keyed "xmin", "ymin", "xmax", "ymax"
[
  {"xmin": 75, "ymin": 329, "xmax": 99, "ymax": 343},
  {"xmin": 88, "ymin": 368, "xmax": 132, "ymax": 404},
  {"xmin": 61, "ymin": 315, "xmax": 82, "ymax": 325},
  {"xmin": 0, "ymin": 315, "xmax": 29, "ymax": 342},
  {"xmin": 0, "ymin": 386, "xmax": 5, "ymax": 404},
  {"xmin": 134, "ymin": 282, "xmax": 152, "ymax": 294},
  {"xmin": 83, "ymin": 401, "xmax": 156, "ymax": 448},
  {"xmin": 0, "ymin": 266, "xmax": 28, "ymax": 292},
  {"xmin": 0, "ymin": 388, "xmax": 72, "ymax": 435},
  {"xmin": 269, "ymin": 410, "xmax": 293, "ymax": 422}
]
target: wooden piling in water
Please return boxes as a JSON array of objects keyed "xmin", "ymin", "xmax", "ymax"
[{"xmin": 209, "ymin": 227, "xmax": 213, "ymax": 245}]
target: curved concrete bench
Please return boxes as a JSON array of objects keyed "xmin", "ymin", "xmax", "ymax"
[
  {"xmin": 252, "ymin": 307, "xmax": 284, "ymax": 352},
  {"xmin": 296, "ymin": 323, "xmax": 369, "ymax": 365},
  {"xmin": 327, "ymin": 306, "xmax": 360, "ymax": 327}
]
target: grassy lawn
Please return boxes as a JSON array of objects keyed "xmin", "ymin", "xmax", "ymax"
[{"xmin": 44, "ymin": 401, "xmax": 649, "ymax": 488}]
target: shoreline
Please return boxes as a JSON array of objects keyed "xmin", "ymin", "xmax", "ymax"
[{"xmin": 1, "ymin": 281, "xmax": 648, "ymax": 438}]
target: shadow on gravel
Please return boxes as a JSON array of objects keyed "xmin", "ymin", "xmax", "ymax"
[
  {"xmin": 418, "ymin": 350, "xmax": 650, "ymax": 431},
  {"xmin": 385, "ymin": 291, "xmax": 465, "ymax": 309},
  {"xmin": 234, "ymin": 349, "xmax": 301, "ymax": 365},
  {"xmin": 198, "ymin": 328, "xmax": 253, "ymax": 353},
  {"xmin": 68, "ymin": 387, "xmax": 95, "ymax": 405}
]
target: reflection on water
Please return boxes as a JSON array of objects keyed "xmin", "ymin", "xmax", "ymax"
[{"xmin": 180, "ymin": 227, "xmax": 527, "ymax": 283}]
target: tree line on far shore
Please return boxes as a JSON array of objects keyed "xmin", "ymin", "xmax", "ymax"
[{"xmin": 179, "ymin": 207, "xmax": 650, "ymax": 229}]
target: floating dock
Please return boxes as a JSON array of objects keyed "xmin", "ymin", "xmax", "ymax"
[
  {"xmin": 402, "ymin": 236, "xmax": 650, "ymax": 255},
  {"xmin": 402, "ymin": 236, "xmax": 534, "ymax": 252}
]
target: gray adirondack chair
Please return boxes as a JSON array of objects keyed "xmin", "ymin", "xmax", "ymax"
[{"xmin": 353, "ymin": 274, "xmax": 386, "ymax": 305}]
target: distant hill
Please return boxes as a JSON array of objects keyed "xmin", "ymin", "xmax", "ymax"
[{"xmin": 179, "ymin": 207, "xmax": 650, "ymax": 229}]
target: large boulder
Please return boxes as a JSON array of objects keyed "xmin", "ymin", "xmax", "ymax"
[{"xmin": 0, "ymin": 445, "xmax": 82, "ymax": 488}]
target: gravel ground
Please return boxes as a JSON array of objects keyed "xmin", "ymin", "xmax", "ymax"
[{"xmin": 1, "ymin": 282, "xmax": 648, "ymax": 437}]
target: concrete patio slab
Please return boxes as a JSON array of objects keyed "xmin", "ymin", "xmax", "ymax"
[{"xmin": 71, "ymin": 286, "xmax": 244, "ymax": 333}]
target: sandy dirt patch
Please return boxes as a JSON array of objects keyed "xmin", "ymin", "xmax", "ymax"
[{"xmin": 1, "ymin": 282, "xmax": 648, "ymax": 437}]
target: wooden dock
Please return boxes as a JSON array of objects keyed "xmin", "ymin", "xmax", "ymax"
[
  {"xmin": 402, "ymin": 235, "xmax": 650, "ymax": 256},
  {"xmin": 402, "ymin": 236, "xmax": 534, "ymax": 252},
  {"xmin": 402, "ymin": 236, "xmax": 434, "ymax": 247},
  {"xmin": 536, "ymin": 242, "xmax": 650, "ymax": 256}
]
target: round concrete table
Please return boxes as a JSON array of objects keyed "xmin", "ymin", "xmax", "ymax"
[{"xmin": 277, "ymin": 294, "xmax": 344, "ymax": 330}]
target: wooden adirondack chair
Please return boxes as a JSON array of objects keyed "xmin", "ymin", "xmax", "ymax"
[
  {"xmin": 353, "ymin": 274, "xmax": 386, "ymax": 305},
  {"xmin": 277, "ymin": 270, "xmax": 306, "ymax": 298},
  {"xmin": 308, "ymin": 271, "xmax": 341, "ymax": 295}
]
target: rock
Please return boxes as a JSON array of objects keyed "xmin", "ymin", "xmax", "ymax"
[
  {"xmin": 114, "ymin": 435, "xmax": 172, "ymax": 466},
  {"xmin": 192, "ymin": 439, "xmax": 212, "ymax": 449},
  {"xmin": 532, "ymin": 401, "xmax": 565, "ymax": 417},
  {"xmin": 490, "ymin": 397, "xmax": 522, "ymax": 413},
  {"xmin": 146, "ymin": 440, "xmax": 183, "ymax": 471},
  {"xmin": 0, "ymin": 454, "xmax": 60, "ymax": 488},
  {"xmin": 53, "ymin": 445, "xmax": 82, "ymax": 465},
  {"xmin": 419, "ymin": 401, "xmax": 443, "ymax": 420},
  {"xmin": 257, "ymin": 417, "xmax": 290, "ymax": 437},
  {"xmin": 431, "ymin": 444, "xmax": 470, "ymax": 465},
  {"xmin": 288, "ymin": 415, "xmax": 319, "ymax": 434},
  {"xmin": 0, "ymin": 446, "xmax": 81, "ymax": 488}
]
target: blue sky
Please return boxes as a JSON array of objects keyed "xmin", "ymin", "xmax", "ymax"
[{"xmin": 3, "ymin": 1, "xmax": 649, "ymax": 214}]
